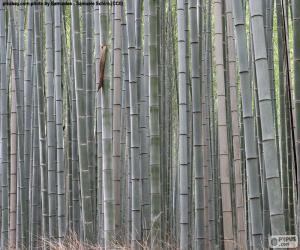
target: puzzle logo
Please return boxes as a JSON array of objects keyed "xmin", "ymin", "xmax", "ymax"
[{"xmin": 269, "ymin": 235, "xmax": 298, "ymax": 248}]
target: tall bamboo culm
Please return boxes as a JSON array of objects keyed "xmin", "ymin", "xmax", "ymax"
[
  {"xmin": 71, "ymin": 0, "xmax": 94, "ymax": 242},
  {"xmin": 214, "ymin": 0, "xmax": 234, "ymax": 248},
  {"xmin": 249, "ymin": 0, "xmax": 286, "ymax": 236}
]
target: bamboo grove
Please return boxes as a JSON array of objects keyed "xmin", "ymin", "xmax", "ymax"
[{"xmin": 0, "ymin": 0, "xmax": 299, "ymax": 249}]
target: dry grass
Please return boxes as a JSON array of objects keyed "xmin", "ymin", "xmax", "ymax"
[
  {"xmin": 42, "ymin": 233, "xmax": 101, "ymax": 250},
  {"xmin": 35, "ymin": 231, "xmax": 179, "ymax": 250}
]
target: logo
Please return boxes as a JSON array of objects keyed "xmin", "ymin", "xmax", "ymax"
[{"xmin": 269, "ymin": 235, "xmax": 298, "ymax": 248}]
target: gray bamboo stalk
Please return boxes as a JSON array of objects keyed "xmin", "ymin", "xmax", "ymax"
[
  {"xmin": 61, "ymin": 12, "xmax": 72, "ymax": 234},
  {"xmin": 45, "ymin": 6, "xmax": 57, "ymax": 238},
  {"xmin": 66, "ymin": 85, "xmax": 73, "ymax": 233},
  {"xmin": 168, "ymin": 5, "xmax": 180, "ymax": 241},
  {"xmin": 119, "ymin": 47, "xmax": 128, "ymax": 243},
  {"xmin": 69, "ymin": 39, "xmax": 80, "ymax": 237},
  {"xmin": 231, "ymin": 0, "xmax": 264, "ymax": 247},
  {"xmin": 204, "ymin": 40, "xmax": 215, "ymax": 250},
  {"xmin": 213, "ymin": 0, "xmax": 234, "ymax": 248},
  {"xmin": 251, "ymin": 33, "xmax": 270, "ymax": 247},
  {"xmin": 80, "ymin": 2, "xmax": 89, "ymax": 233},
  {"xmin": 266, "ymin": 1, "xmax": 279, "ymax": 162},
  {"xmin": 176, "ymin": 0, "xmax": 189, "ymax": 248},
  {"xmin": 166, "ymin": 0, "xmax": 173, "ymax": 240},
  {"xmin": 149, "ymin": 0, "xmax": 162, "ymax": 248},
  {"xmin": 142, "ymin": 0, "xmax": 151, "ymax": 241},
  {"xmin": 208, "ymin": 6, "xmax": 219, "ymax": 245},
  {"xmin": 188, "ymin": 1, "xmax": 204, "ymax": 249},
  {"xmin": 276, "ymin": 0, "xmax": 289, "ymax": 234},
  {"xmin": 135, "ymin": 0, "xmax": 146, "ymax": 243},
  {"xmin": 126, "ymin": 73, "xmax": 132, "ymax": 245},
  {"xmin": 65, "ymin": 15, "xmax": 73, "ymax": 241},
  {"xmin": 166, "ymin": 1, "xmax": 173, "ymax": 240},
  {"xmin": 183, "ymin": 2, "xmax": 193, "ymax": 245},
  {"xmin": 17, "ymin": 4, "xmax": 27, "ymax": 245},
  {"xmin": 161, "ymin": 1, "xmax": 171, "ymax": 241},
  {"xmin": 71, "ymin": 1, "xmax": 94, "ymax": 241},
  {"xmin": 125, "ymin": 0, "xmax": 141, "ymax": 247},
  {"xmin": 112, "ymin": 2, "xmax": 122, "ymax": 236},
  {"xmin": 201, "ymin": 2, "xmax": 209, "ymax": 247},
  {"xmin": 249, "ymin": 0, "xmax": 286, "ymax": 236},
  {"xmin": 54, "ymin": 5, "xmax": 65, "ymax": 240},
  {"xmin": 9, "ymin": 60, "xmax": 17, "ymax": 249},
  {"xmin": 30, "ymin": 72, "xmax": 40, "ymax": 249},
  {"xmin": 121, "ymin": 6, "xmax": 131, "ymax": 243},
  {"xmin": 205, "ymin": 1, "xmax": 217, "ymax": 247},
  {"xmin": 99, "ymin": 3, "xmax": 115, "ymax": 247},
  {"xmin": 81, "ymin": 2, "xmax": 87, "ymax": 86},
  {"xmin": 0, "ymin": 1, "xmax": 9, "ymax": 247},
  {"xmin": 93, "ymin": 4, "xmax": 103, "ymax": 244},
  {"xmin": 281, "ymin": 2, "xmax": 295, "ymax": 234},
  {"xmin": 224, "ymin": 0, "xmax": 246, "ymax": 247},
  {"xmin": 23, "ymin": 4, "xmax": 34, "ymax": 244},
  {"xmin": 85, "ymin": 3, "xmax": 96, "ymax": 223},
  {"xmin": 34, "ymin": 5, "xmax": 48, "ymax": 240},
  {"xmin": 9, "ymin": 7, "xmax": 28, "ymax": 247},
  {"xmin": 293, "ymin": 0, "xmax": 300, "ymax": 238}
]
